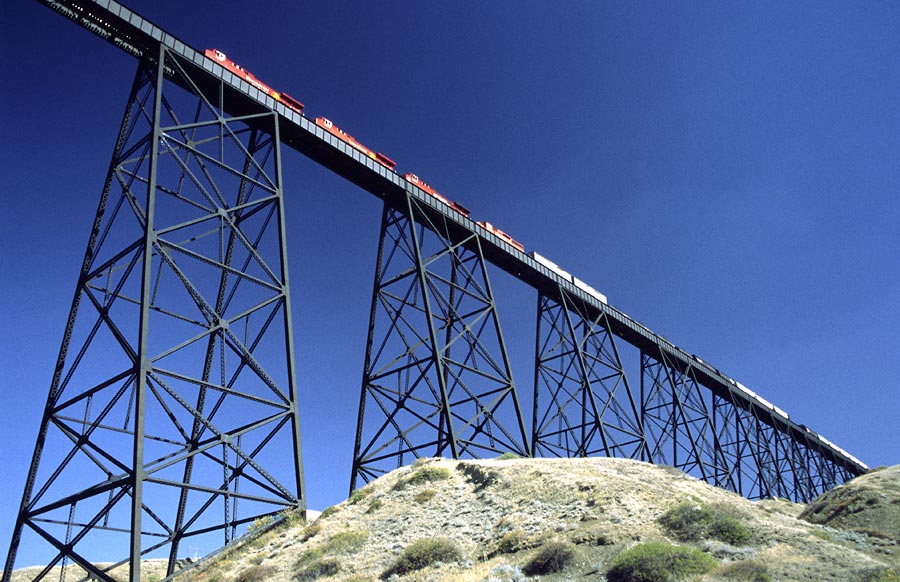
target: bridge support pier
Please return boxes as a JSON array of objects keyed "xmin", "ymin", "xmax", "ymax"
[
  {"xmin": 5, "ymin": 47, "xmax": 305, "ymax": 581},
  {"xmin": 532, "ymin": 290, "xmax": 645, "ymax": 459},
  {"xmin": 351, "ymin": 196, "xmax": 530, "ymax": 491}
]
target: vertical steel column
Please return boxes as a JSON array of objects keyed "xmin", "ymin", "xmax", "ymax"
[
  {"xmin": 5, "ymin": 48, "xmax": 304, "ymax": 581},
  {"xmin": 351, "ymin": 196, "xmax": 529, "ymax": 491},
  {"xmin": 532, "ymin": 290, "xmax": 645, "ymax": 459}
]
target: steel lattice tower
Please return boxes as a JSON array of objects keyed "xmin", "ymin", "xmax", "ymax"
[
  {"xmin": 5, "ymin": 47, "xmax": 305, "ymax": 581},
  {"xmin": 532, "ymin": 290, "xmax": 646, "ymax": 459},
  {"xmin": 351, "ymin": 196, "xmax": 530, "ymax": 491}
]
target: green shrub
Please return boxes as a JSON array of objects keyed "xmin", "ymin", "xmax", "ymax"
[
  {"xmin": 721, "ymin": 560, "xmax": 771, "ymax": 582},
  {"xmin": 235, "ymin": 565, "xmax": 275, "ymax": 582},
  {"xmin": 348, "ymin": 485, "xmax": 373, "ymax": 505},
  {"xmin": 295, "ymin": 557, "xmax": 341, "ymax": 581},
  {"xmin": 497, "ymin": 452, "xmax": 520, "ymax": 460},
  {"xmin": 393, "ymin": 466, "xmax": 451, "ymax": 490},
  {"xmin": 708, "ymin": 514, "xmax": 752, "ymax": 545},
  {"xmin": 380, "ymin": 537, "xmax": 462, "ymax": 578},
  {"xmin": 283, "ymin": 508, "xmax": 306, "ymax": 527},
  {"xmin": 295, "ymin": 530, "xmax": 368, "ymax": 570},
  {"xmin": 659, "ymin": 502, "xmax": 751, "ymax": 545},
  {"xmin": 325, "ymin": 530, "xmax": 369, "ymax": 553},
  {"xmin": 606, "ymin": 542, "xmax": 717, "ymax": 582},
  {"xmin": 319, "ymin": 505, "xmax": 338, "ymax": 519},
  {"xmin": 366, "ymin": 498, "xmax": 383, "ymax": 514},
  {"xmin": 298, "ymin": 523, "xmax": 322, "ymax": 542},
  {"xmin": 247, "ymin": 515, "xmax": 275, "ymax": 534},
  {"xmin": 522, "ymin": 539, "xmax": 576, "ymax": 576}
]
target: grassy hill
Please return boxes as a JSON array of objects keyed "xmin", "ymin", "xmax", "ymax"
[
  {"xmin": 14, "ymin": 458, "xmax": 899, "ymax": 581},
  {"xmin": 176, "ymin": 457, "xmax": 898, "ymax": 581}
]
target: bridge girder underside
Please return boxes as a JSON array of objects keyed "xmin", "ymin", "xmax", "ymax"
[
  {"xmin": 351, "ymin": 198, "xmax": 530, "ymax": 491},
  {"xmin": 5, "ymin": 47, "xmax": 305, "ymax": 582}
]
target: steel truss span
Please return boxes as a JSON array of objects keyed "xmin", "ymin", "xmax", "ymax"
[
  {"xmin": 351, "ymin": 197, "xmax": 530, "ymax": 490},
  {"xmin": 9, "ymin": 0, "xmax": 870, "ymax": 579},
  {"xmin": 4, "ymin": 47, "xmax": 305, "ymax": 582},
  {"xmin": 640, "ymin": 347, "xmax": 854, "ymax": 501}
]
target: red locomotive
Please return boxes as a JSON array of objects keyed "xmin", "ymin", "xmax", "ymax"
[
  {"xmin": 315, "ymin": 117, "xmax": 397, "ymax": 171},
  {"xmin": 404, "ymin": 174, "xmax": 470, "ymax": 217},
  {"xmin": 204, "ymin": 49, "xmax": 304, "ymax": 114},
  {"xmin": 477, "ymin": 221, "xmax": 524, "ymax": 252}
]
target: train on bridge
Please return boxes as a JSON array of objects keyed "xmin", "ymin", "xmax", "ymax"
[{"xmin": 203, "ymin": 48, "xmax": 533, "ymax": 264}]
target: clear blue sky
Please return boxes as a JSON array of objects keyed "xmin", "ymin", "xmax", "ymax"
[{"xmin": 2, "ymin": 0, "xmax": 899, "ymax": 568}]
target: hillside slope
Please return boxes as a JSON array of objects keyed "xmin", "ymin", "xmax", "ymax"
[
  {"xmin": 800, "ymin": 464, "xmax": 900, "ymax": 552},
  {"xmin": 168, "ymin": 457, "xmax": 898, "ymax": 582}
]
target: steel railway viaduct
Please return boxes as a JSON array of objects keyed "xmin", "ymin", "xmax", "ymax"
[{"xmin": 4, "ymin": 1, "xmax": 868, "ymax": 580}]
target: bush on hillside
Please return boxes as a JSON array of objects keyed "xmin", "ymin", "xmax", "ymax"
[
  {"xmin": 522, "ymin": 539, "xmax": 576, "ymax": 576},
  {"xmin": 659, "ymin": 502, "xmax": 751, "ymax": 545},
  {"xmin": 606, "ymin": 542, "xmax": 717, "ymax": 582},
  {"xmin": 380, "ymin": 537, "xmax": 462, "ymax": 578},
  {"xmin": 393, "ymin": 466, "xmax": 451, "ymax": 491}
]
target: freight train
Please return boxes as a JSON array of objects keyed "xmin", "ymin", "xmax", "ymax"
[
  {"xmin": 204, "ymin": 49, "xmax": 304, "ymax": 114},
  {"xmin": 203, "ymin": 47, "xmax": 602, "ymax": 307},
  {"xmin": 315, "ymin": 117, "xmax": 396, "ymax": 171}
]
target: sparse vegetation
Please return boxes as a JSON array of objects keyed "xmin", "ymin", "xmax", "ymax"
[
  {"xmin": 298, "ymin": 523, "xmax": 322, "ymax": 542},
  {"xmin": 720, "ymin": 560, "xmax": 771, "ymax": 581},
  {"xmin": 234, "ymin": 565, "xmax": 275, "ymax": 582},
  {"xmin": 492, "ymin": 529, "xmax": 527, "ymax": 555},
  {"xmin": 659, "ymin": 502, "xmax": 751, "ymax": 545},
  {"xmin": 522, "ymin": 539, "xmax": 576, "ymax": 576},
  {"xmin": 801, "ymin": 465, "xmax": 900, "ymax": 546},
  {"xmin": 414, "ymin": 488, "xmax": 437, "ymax": 503},
  {"xmin": 606, "ymin": 542, "xmax": 717, "ymax": 582},
  {"xmin": 412, "ymin": 456, "xmax": 440, "ymax": 468},
  {"xmin": 319, "ymin": 505, "xmax": 338, "ymax": 519},
  {"xmin": 247, "ymin": 514, "xmax": 275, "ymax": 534},
  {"xmin": 349, "ymin": 485, "xmax": 374, "ymax": 505},
  {"xmin": 365, "ymin": 498, "xmax": 383, "ymax": 514},
  {"xmin": 294, "ymin": 557, "xmax": 341, "ymax": 581},
  {"xmin": 380, "ymin": 537, "xmax": 462, "ymax": 579},
  {"xmin": 295, "ymin": 529, "xmax": 369, "ymax": 572},
  {"xmin": 859, "ymin": 567, "xmax": 900, "ymax": 582},
  {"xmin": 326, "ymin": 529, "xmax": 369, "ymax": 552},
  {"xmin": 392, "ymin": 466, "xmax": 451, "ymax": 491}
]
